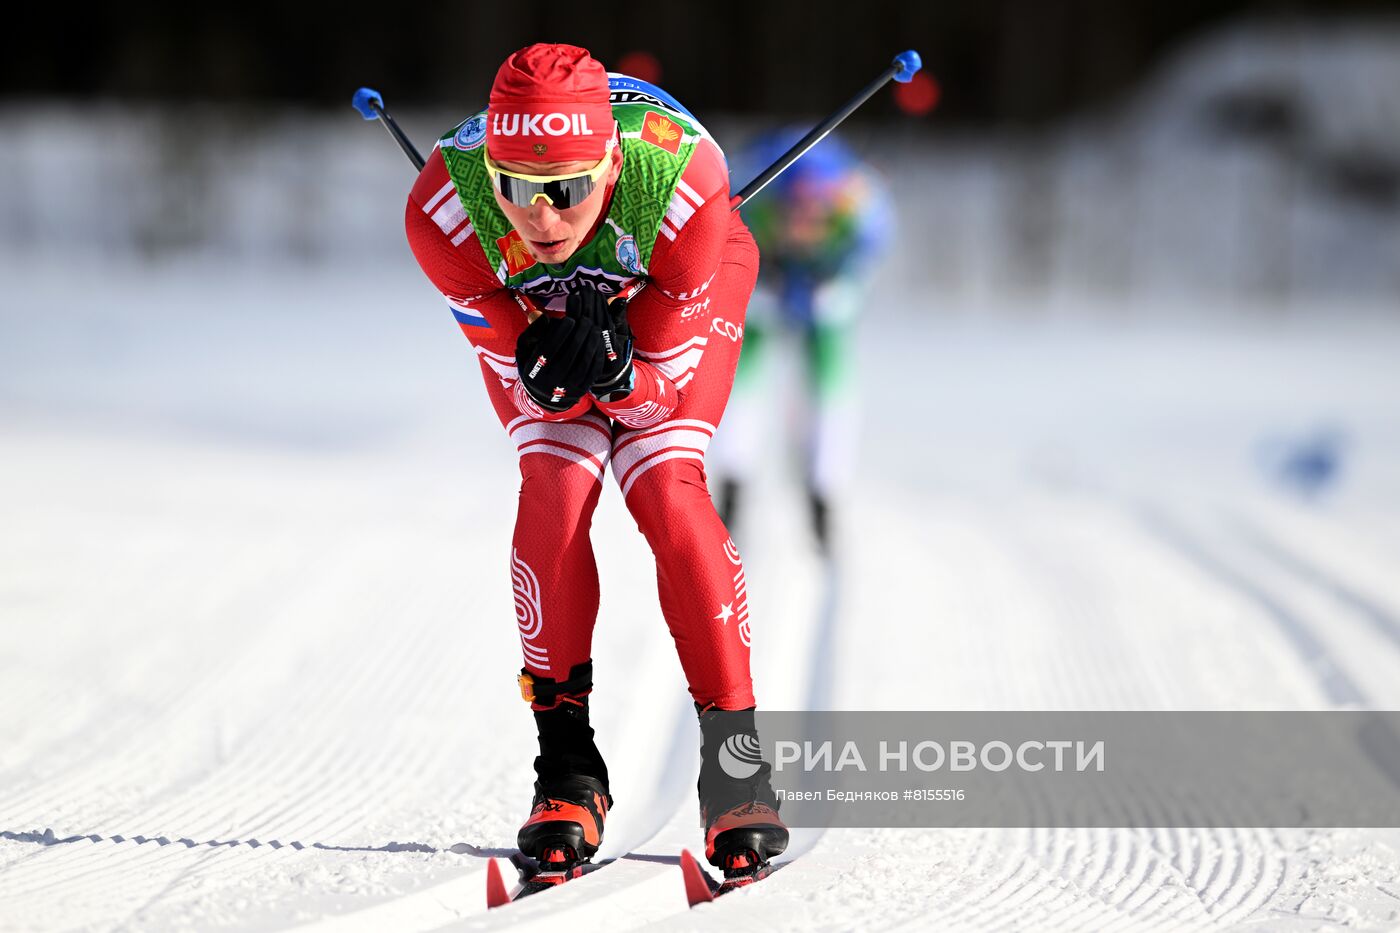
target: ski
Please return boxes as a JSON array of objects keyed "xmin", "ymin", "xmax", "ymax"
[
  {"xmin": 485, "ymin": 849, "xmax": 593, "ymax": 908},
  {"xmin": 679, "ymin": 848, "xmax": 776, "ymax": 907}
]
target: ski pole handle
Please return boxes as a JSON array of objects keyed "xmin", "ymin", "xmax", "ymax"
[
  {"xmin": 729, "ymin": 50, "xmax": 922, "ymax": 212},
  {"xmin": 353, "ymin": 87, "xmax": 426, "ymax": 171}
]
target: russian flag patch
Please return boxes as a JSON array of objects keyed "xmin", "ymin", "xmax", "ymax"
[{"xmin": 448, "ymin": 300, "xmax": 490, "ymax": 329}]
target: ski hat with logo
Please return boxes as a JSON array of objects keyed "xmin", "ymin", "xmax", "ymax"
[{"xmin": 488, "ymin": 43, "xmax": 614, "ymax": 163}]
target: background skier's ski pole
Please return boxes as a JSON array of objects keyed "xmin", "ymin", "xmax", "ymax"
[
  {"xmin": 729, "ymin": 50, "xmax": 922, "ymax": 211},
  {"xmin": 352, "ymin": 87, "xmax": 425, "ymax": 171}
]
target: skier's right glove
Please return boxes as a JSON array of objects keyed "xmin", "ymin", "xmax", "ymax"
[{"xmin": 515, "ymin": 312, "xmax": 605, "ymax": 411}]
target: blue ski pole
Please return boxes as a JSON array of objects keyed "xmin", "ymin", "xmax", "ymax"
[{"xmin": 729, "ymin": 50, "xmax": 922, "ymax": 211}]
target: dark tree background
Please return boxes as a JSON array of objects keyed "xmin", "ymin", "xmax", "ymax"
[{"xmin": 5, "ymin": 1, "xmax": 1396, "ymax": 124}]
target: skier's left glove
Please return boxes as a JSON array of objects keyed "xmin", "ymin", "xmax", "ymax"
[{"xmin": 567, "ymin": 290, "xmax": 634, "ymax": 403}]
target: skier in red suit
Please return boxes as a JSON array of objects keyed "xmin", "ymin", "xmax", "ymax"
[{"xmin": 403, "ymin": 43, "xmax": 786, "ymax": 874}]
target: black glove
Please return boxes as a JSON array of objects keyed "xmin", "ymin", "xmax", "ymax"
[
  {"xmin": 566, "ymin": 290, "xmax": 635, "ymax": 402},
  {"xmin": 515, "ymin": 312, "xmax": 605, "ymax": 411}
]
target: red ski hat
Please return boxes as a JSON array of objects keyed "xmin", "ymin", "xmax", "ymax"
[{"xmin": 487, "ymin": 44, "xmax": 614, "ymax": 163}]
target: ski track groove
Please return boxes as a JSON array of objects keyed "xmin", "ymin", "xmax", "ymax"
[
  {"xmin": 1, "ymin": 541, "xmax": 331, "ymax": 826},
  {"xmin": 135, "ymin": 573, "xmax": 482, "ymax": 924},
  {"xmin": 1075, "ymin": 487, "xmax": 1395, "ymax": 928},
  {"xmin": 126, "ymin": 567, "xmax": 456, "ymax": 918},
  {"xmin": 0, "ymin": 633, "xmax": 306, "ymax": 896},
  {"xmin": 1132, "ymin": 824, "xmax": 1239, "ymax": 924},
  {"xmin": 1230, "ymin": 512, "xmax": 1400, "ymax": 651},
  {"xmin": 942, "ymin": 513, "xmax": 1248, "ymax": 932},
  {"xmin": 7, "ymin": 329, "xmax": 1400, "ymax": 929},
  {"xmin": 1, "ymin": 542, "xmax": 471, "ymax": 921},
  {"xmin": 388, "ymin": 708, "xmax": 699, "ymax": 931},
  {"xmin": 939, "ymin": 837, "xmax": 1072, "ymax": 931},
  {"xmin": 0, "ymin": 557, "xmax": 188, "ymax": 789},
  {"xmin": 4, "ymin": 576, "xmax": 368, "ymax": 904},
  {"xmin": 0, "ymin": 549, "xmax": 296, "ymax": 817},
  {"xmin": 880, "ymin": 495, "xmax": 1332, "ymax": 933},
  {"xmin": 553, "ymin": 483, "xmax": 1399, "ymax": 933},
  {"xmin": 286, "ymin": 615, "xmax": 711, "ymax": 929},
  {"xmin": 117, "ymin": 846, "xmax": 230, "ymax": 932}
]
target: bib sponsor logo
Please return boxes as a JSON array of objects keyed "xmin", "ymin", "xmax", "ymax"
[
  {"xmin": 516, "ymin": 268, "xmax": 627, "ymax": 309},
  {"xmin": 615, "ymin": 234, "xmax": 641, "ymax": 274},
  {"xmin": 454, "ymin": 114, "xmax": 487, "ymax": 150},
  {"xmin": 609, "ymin": 89, "xmax": 672, "ymax": 110},
  {"xmin": 640, "ymin": 111, "xmax": 684, "ymax": 154},
  {"xmin": 491, "ymin": 112, "xmax": 597, "ymax": 138},
  {"xmin": 711, "ymin": 317, "xmax": 743, "ymax": 342},
  {"xmin": 497, "ymin": 230, "xmax": 538, "ymax": 276}
]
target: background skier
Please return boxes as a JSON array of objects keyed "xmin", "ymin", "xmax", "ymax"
[{"xmin": 711, "ymin": 130, "xmax": 891, "ymax": 553}]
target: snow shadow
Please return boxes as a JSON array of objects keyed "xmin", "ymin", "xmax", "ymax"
[{"xmin": 0, "ymin": 828, "xmax": 513, "ymax": 859}]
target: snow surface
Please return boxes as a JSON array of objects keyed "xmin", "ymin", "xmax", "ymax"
[{"xmin": 3, "ymin": 251, "xmax": 1400, "ymax": 931}]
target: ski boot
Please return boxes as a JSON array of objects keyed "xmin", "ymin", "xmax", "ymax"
[
  {"xmin": 509, "ymin": 772, "xmax": 608, "ymax": 898},
  {"xmin": 515, "ymin": 662, "xmax": 613, "ymax": 872},
  {"xmin": 697, "ymin": 705, "xmax": 789, "ymax": 889},
  {"xmin": 517, "ymin": 773, "xmax": 611, "ymax": 863}
]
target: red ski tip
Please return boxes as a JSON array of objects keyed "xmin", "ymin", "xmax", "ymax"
[
  {"xmin": 679, "ymin": 849, "xmax": 715, "ymax": 906},
  {"xmin": 485, "ymin": 858, "xmax": 511, "ymax": 909}
]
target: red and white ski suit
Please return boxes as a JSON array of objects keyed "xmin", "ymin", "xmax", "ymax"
[{"xmin": 405, "ymin": 137, "xmax": 758, "ymax": 710}]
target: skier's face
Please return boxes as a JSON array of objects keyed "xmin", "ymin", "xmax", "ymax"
[{"xmin": 493, "ymin": 147, "xmax": 623, "ymax": 265}]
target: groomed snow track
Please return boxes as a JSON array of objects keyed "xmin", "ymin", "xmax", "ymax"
[{"xmin": 4, "ymin": 261, "xmax": 1400, "ymax": 930}]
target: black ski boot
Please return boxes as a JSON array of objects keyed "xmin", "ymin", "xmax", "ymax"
[
  {"xmin": 696, "ymin": 706, "xmax": 789, "ymax": 876},
  {"xmin": 515, "ymin": 662, "xmax": 613, "ymax": 863}
]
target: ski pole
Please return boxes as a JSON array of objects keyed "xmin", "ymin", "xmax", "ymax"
[
  {"xmin": 729, "ymin": 49, "xmax": 922, "ymax": 212},
  {"xmin": 353, "ymin": 48, "xmax": 922, "ymax": 192},
  {"xmin": 352, "ymin": 87, "xmax": 425, "ymax": 171}
]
